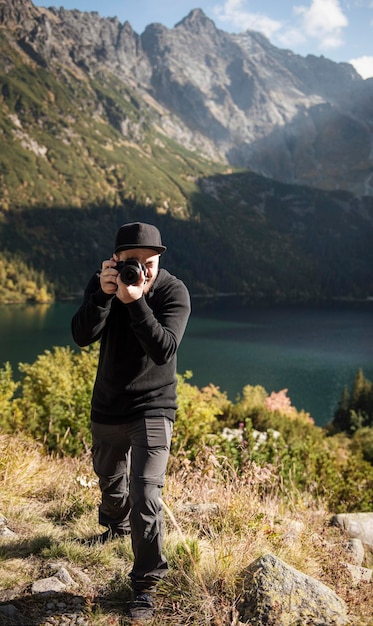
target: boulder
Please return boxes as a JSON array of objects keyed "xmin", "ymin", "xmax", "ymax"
[{"xmin": 239, "ymin": 553, "xmax": 348, "ymax": 626}]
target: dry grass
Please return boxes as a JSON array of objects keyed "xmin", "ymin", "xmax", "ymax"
[{"xmin": 0, "ymin": 433, "xmax": 372, "ymax": 625}]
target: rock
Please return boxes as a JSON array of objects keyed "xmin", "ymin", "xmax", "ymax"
[
  {"xmin": 342, "ymin": 562, "xmax": 372, "ymax": 584},
  {"xmin": 239, "ymin": 553, "xmax": 348, "ymax": 626},
  {"xmin": 345, "ymin": 537, "xmax": 365, "ymax": 566},
  {"xmin": 31, "ymin": 576, "xmax": 67, "ymax": 595},
  {"xmin": 48, "ymin": 564, "xmax": 77, "ymax": 588},
  {"xmin": 0, "ymin": 514, "xmax": 17, "ymax": 538},
  {"xmin": 0, "ymin": 526, "xmax": 17, "ymax": 538},
  {"xmin": 0, "ymin": 603, "xmax": 21, "ymax": 620},
  {"xmin": 331, "ymin": 513, "xmax": 373, "ymax": 550}
]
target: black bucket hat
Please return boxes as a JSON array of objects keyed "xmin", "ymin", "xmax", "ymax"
[{"xmin": 115, "ymin": 222, "xmax": 166, "ymax": 254}]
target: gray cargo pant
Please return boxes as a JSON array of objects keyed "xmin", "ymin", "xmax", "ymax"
[{"xmin": 91, "ymin": 416, "xmax": 173, "ymax": 592}]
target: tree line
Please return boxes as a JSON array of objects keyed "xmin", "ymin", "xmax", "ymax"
[{"xmin": 0, "ymin": 252, "xmax": 54, "ymax": 304}]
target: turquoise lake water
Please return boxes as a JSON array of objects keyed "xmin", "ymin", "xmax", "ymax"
[{"xmin": 1, "ymin": 300, "xmax": 373, "ymax": 426}]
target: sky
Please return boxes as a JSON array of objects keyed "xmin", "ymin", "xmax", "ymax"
[{"xmin": 32, "ymin": 0, "xmax": 373, "ymax": 79}]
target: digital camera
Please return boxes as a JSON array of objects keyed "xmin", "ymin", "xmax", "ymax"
[{"xmin": 115, "ymin": 258, "xmax": 146, "ymax": 285}]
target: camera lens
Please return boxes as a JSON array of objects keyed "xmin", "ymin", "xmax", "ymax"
[
  {"xmin": 119, "ymin": 259, "xmax": 142, "ymax": 285},
  {"xmin": 121, "ymin": 266, "xmax": 139, "ymax": 285}
]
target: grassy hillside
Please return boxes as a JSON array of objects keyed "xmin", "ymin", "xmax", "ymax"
[
  {"xmin": 1, "ymin": 344, "xmax": 373, "ymax": 623},
  {"xmin": 1, "ymin": 428, "xmax": 372, "ymax": 625},
  {"xmin": 0, "ymin": 31, "xmax": 226, "ymax": 211}
]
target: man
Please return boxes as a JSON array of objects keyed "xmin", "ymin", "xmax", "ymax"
[{"xmin": 71, "ymin": 222, "xmax": 191, "ymax": 621}]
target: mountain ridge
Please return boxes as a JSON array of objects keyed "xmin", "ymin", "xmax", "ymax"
[{"xmin": 2, "ymin": 0, "xmax": 373, "ymax": 195}]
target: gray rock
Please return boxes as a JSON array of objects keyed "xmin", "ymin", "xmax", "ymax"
[
  {"xmin": 0, "ymin": 514, "xmax": 16, "ymax": 538},
  {"xmin": 0, "ymin": 526, "xmax": 17, "ymax": 538},
  {"xmin": 239, "ymin": 553, "xmax": 348, "ymax": 626},
  {"xmin": 0, "ymin": 603, "xmax": 21, "ymax": 619},
  {"xmin": 331, "ymin": 512, "xmax": 373, "ymax": 550},
  {"xmin": 48, "ymin": 564, "xmax": 77, "ymax": 587},
  {"xmin": 31, "ymin": 576, "xmax": 66, "ymax": 595},
  {"xmin": 345, "ymin": 537, "xmax": 365, "ymax": 566},
  {"xmin": 342, "ymin": 562, "xmax": 372, "ymax": 584}
]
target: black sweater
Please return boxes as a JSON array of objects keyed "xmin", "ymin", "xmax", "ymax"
[{"xmin": 71, "ymin": 268, "xmax": 191, "ymax": 423}]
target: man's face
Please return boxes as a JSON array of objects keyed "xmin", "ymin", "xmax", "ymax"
[{"xmin": 117, "ymin": 248, "xmax": 160, "ymax": 294}]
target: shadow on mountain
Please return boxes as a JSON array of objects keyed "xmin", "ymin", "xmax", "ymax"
[{"xmin": 3, "ymin": 171, "xmax": 373, "ymax": 304}]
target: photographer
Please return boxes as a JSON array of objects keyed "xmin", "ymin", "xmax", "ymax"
[{"xmin": 71, "ymin": 222, "xmax": 191, "ymax": 621}]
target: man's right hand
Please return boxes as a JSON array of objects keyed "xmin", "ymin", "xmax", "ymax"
[{"xmin": 100, "ymin": 257, "xmax": 119, "ymax": 295}]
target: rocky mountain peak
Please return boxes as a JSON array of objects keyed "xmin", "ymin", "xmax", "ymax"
[
  {"xmin": 0, "ymin": 0, "xmax": 38, "ymax": 27},
  {"xmin": 175, "ymin": 8, "xmax": 218, "ymax": 35}
]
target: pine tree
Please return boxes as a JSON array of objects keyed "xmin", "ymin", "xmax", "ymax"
[
  {"xmin": 331, "ymin": 369, "xmax": 373, "ymax": 434},
  {"xmin": 331, "ymin": 385, "xmax": 350, "ymax": 433}
]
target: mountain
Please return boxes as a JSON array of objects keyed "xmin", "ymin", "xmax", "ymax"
[
  {"xmin": 1, "ymin": 0, "xmax": 373, "ymax": 303},
  {"xmin": 2, "ymin": 0, "xmax": 373, "ymax": 196},
  {"xmin": 141, "ymin": 10, "xmax": 373, "ymax": 196}
]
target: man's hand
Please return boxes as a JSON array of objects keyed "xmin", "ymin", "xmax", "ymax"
[
  {"xmin": 100, "ymin": 255, "xmax": 145, "ymax": 303},
  {"xmin": 116, "ymin": 270, "xmax": 145, "ymax": 304},
  {"xmin": 99, "ymin": 257, "xmax": 119, "ymax": 295}
]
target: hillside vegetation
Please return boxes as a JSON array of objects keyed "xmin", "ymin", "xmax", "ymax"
[
  {"xmin": 1, "ymin": 345, "xmax": 373, "ymax": 509},
  {"xmin": 0, "ymin": 29, "xmax": 225, "ymax": 212},
  {"xmin": 0, "ymin": 346, "xmax": 373, "ymax": 624},
  {"xmin": 0, "ymin": 253, "xmax": 53, "ymax": 303}
]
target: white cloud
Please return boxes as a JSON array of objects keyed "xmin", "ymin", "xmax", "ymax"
[
  {"xmin": 213, "ymin": 0, "xmax": 282, "ymax": 39},
  {"xmin": 213, "ymin": 0, "xmax": 349, "ymax": 52},
  {"xmin": 349, "ymin": 55, "xmax": 373, "ymax": 78},
  {"xmin": 294, "ymin": 0, "xmax": 348, "ymax": 49}
]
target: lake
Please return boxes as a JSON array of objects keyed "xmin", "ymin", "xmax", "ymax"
[{"xmin": 1, "ymin": 299, "xmax": 373, "ymax": 427}]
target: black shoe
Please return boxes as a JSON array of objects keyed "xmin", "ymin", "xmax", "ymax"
[
  {"xmin": 127, "ymin": 593, "xmax": 155, "ymax": 621},
  {"xmin": 85, "ymin": 527, "xmax": 130, "ymax": 546}
]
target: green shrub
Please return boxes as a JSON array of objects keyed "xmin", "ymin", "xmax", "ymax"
[
  {"xmin": 350, "ymin": 427, "xmax": 373, "ymax": 464},
  {"xmin": 331, "ymin": 369, "xmax": 373, "ymax": 434},
  {"xmin": 13, "ymin": 345, "xmax": 99, "ymax": 455},
  {"xmin": 325, "ymin": 454, "xmax": 373, "ymax": 512},
  {"xmin": 208, "ymin": 385, "xmax": 373, "ymax": 511},
  {"xmin": 0, "ymin": 362, "xmax": 19, "ymax": 428},
  {"xmin": 173, "ymin": 372, "xmax": 231, "ymax": 459},
  {"xmin": 2, "ymin": 346, "xmax": 373, "ymax": 512}
]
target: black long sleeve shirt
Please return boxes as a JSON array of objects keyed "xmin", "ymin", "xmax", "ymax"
[{"xmin": 71, "ymin": 268, "xmax": 191, "ymax": 424}]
